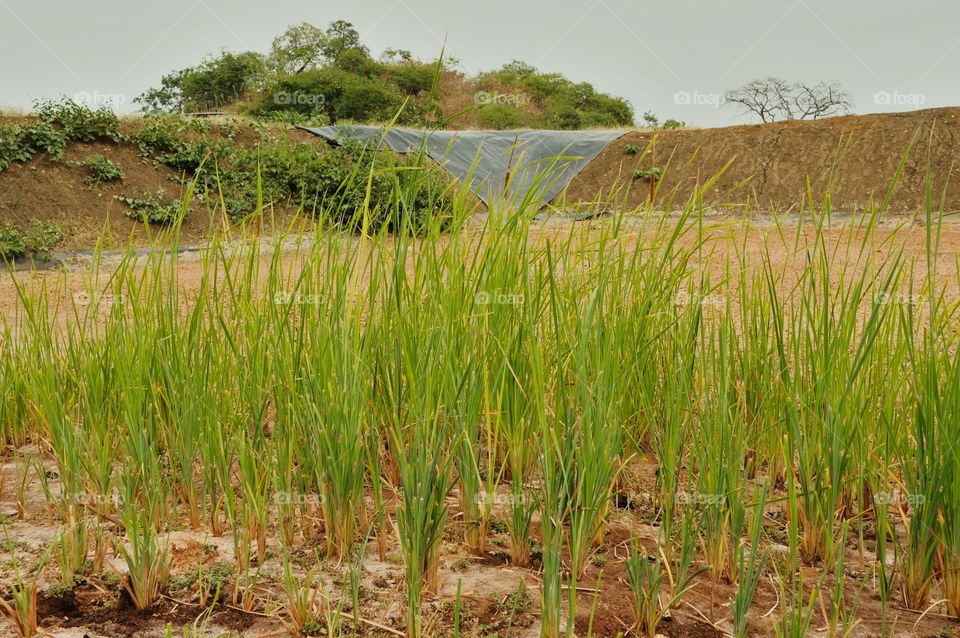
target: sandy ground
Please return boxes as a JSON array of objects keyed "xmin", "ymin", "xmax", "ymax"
[{"xmin": 3, "ymin": 211, "xmax": 959, "ymax": 326}]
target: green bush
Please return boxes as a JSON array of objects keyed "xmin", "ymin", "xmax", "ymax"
[
  {"xmin": 633, "ymin": 167, "xmax": 662, "ymax": 181},
  {"xmin": 0, "ymin": 223, "xmax": 26, "ymax": 260},
  {"xmin": 82, "ymin": 155, "xmax": 124, "ymax": 186},
  {"xmin": 136, "ymin": 51, "xmax": 267, "ymax": 113},
  {"xmin": 135, "ymin": 116, "xmax": 218, "ymax": 172},
  {"xmin": 476, "ymin": 105, "xmax": 526, "ymax": 130},
  {"xmin": 22, "ymin": 121, "xmax": 67, "ymax": 161},
  {"xmin": 1, "ymin": 100, "xmax": 122, "ymax": 171},
  {"xmin": 0, "ymin": 125, "xmax": 32, "ymax": 171},
  {"xmin": 386, "ymin": 61, "xmax": 436, "ymax": 95},
  {"xmin": 23, "ymin": 220, "xmax": 63, "ymax": 260},
  {"xmin": 33, "ymin": 98, "xmax": 121, "ymax": 143},
  {"xmin": 542, "ymin": 106, "xmax": 582, "ymax": 130},
  {"xmin": 624, "ymin": 144, "xmax": 639, "ymax": 155},
  {"xmin": 117, "ymin": 190, "xmax": 186, "ymax": 225},
  {"xmin": 0, "ymin": 220, "xmax": 63, "ymax": 261},
  {"xmin": 256, "ymin": 67, "xmax": 406, "ymax": 124},
  {"xmin": 129, "ymin": 111, "xmax": 453, "ymax": 230}
]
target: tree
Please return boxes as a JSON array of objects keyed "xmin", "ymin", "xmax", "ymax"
[
  {"xmin": 725, "ymin": 78, "xmax": 853, "ymax": 123},
  {"xmin": 268, "ymin": 21, "xmax": 368, "ymax": 76},
  {"xmin": 269, "ymin": 22, "xmax": 328, "ymax": 76},
  {"xmin": 322, "ymin": 20, "xmax": 368, "ymax": 61},
  {"xmin": 134, "ymin": 51, "xmax": 265, "ymax": 113}
]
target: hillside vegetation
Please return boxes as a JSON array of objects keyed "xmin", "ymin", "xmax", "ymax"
[{"xmin": 135, "ymin": 20, "xmax": 637, "ymax": 130}]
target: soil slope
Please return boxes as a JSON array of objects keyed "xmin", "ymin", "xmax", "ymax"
[
  {"xmin": 565, "ymin": 107, "xmax": 960, "ymax": 214},
  {"xmin": 0, "ymin": 118, "xmax": 317, "ymax": 248}
]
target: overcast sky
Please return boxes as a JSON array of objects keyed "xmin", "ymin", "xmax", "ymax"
[{"xmin": 1, "ymin": 0, "xmax": 956, "ymax": 127}]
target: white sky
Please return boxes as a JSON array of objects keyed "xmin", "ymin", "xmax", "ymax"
[{"xmin": 1, "ymin": 0, "xmax": 956, "ymax": 127}]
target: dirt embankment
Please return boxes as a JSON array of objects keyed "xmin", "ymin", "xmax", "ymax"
[
  {"xmin": 0, "ymin": 118, "xmax": 318, "ymax": 248},
  {"xmin": 565, "ymin": 107, "xmax": 960, "ymax": 214},
  {"xmin": 3, "ymin": 109, "xmax": 960, "ymax": 252}
]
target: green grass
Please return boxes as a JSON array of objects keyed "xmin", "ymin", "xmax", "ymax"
[{"xmin": 2, "ymin": 141, "xmax": 960, "ymax": 638}]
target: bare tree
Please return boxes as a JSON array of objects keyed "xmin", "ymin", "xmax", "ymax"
[{"xmin": 725, "ymin": 78, "xmax": 853, "ymax": 122}]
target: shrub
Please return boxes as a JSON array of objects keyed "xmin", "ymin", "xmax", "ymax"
[
  {"xmin": 0, "ymin": 126, "xmax": 32, "ymax": 171},
  {"xmin": 135, "ymin": 116, "xmax": 215, "ymax": 172},
  {"xmin": 0, "ymin": 220, "xmax": 62, "ymax": 261},
  {"xmin": 476, "ymin": 105, "xmax": 526, "ymax": 130},
  {"xmin": 542, "ymin": 106, "xmax": 582, "ymax": 130},
  {"xmin": 23, "ymin": 220, "xmax": 63, "ymax": 260},
  {"xmin": 256, "ymin": 67, "xmax": 405, "ymax": 124},
  {"xmin": 624, "ymin": 144, "xmax": 639, "ymax": 155},
  {"xmin": 135, "ymin": 51, "xmax": 267, "ymax": 113},
  {"xmin": 386, "ymin": 61, "xmax": 436, "ymax": 95},
  {"xmin": 634, "ymin": 167, "xmax": 662, "ymax": 181},
  {"xmin": 21, "ymin": 122, "xmax": 67, "ymax": 161},
  {"xmin": 33, "ymin": 98, "xmax": 121, "ymax": 143},
  {"xmin": 1, "ymin": 101, "xmax": 122, "ymax": 170},
  {"xmin": 0, "ymin": 223, "xmax": 27, "ymax": 261},
  {"xmin": 82, "ymin": 155, "xmax": 124, "ymax": 186},
  {"xmin": 117, "ymin": 190, "xmax": 185, "ymax": 225}
]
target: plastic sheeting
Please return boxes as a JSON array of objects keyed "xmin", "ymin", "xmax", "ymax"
[{"xmin": 298, "ymin": 125, "xmax": 627, "ymax": 208}]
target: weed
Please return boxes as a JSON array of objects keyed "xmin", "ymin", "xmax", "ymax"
[
  {"xmin": 633, "ymin": 167, "xmax": 661, "ymax": 180},
  {"xmin": 0, "ymin": 223, "xmax": 26, "ymax": 261},
  {"xmin": 117, "ymin": 189, "xmax": 186, "ymax": 225},
  {"xmin": 81, "ymin": 154, "xmax": 124, "ymax": 186}
]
